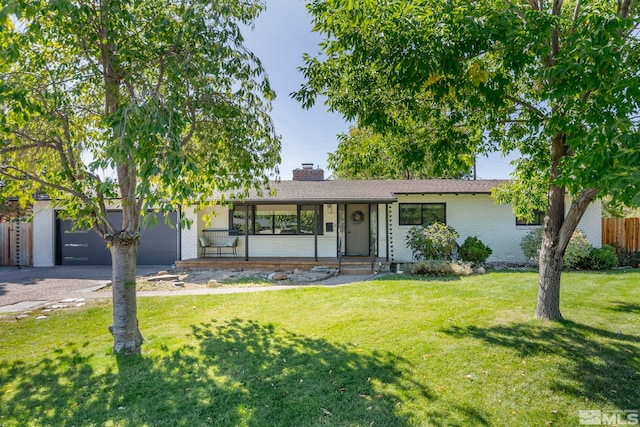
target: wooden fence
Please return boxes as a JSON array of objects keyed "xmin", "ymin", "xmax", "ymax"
[
  {"xmin": 0, "ymin": 222, "xmax": 32, "ymax": 267},
  {"xmin": 602, "ymin": 218, "xmax": 640, "ymax": 252}
]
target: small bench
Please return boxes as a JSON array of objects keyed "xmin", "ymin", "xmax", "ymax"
[{"xmin": 199, "ymin": 229, "xmax": 238, "ymax": 258}]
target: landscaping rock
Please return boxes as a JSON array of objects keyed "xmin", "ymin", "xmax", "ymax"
[
  {"xmin": 268, "ymin": 272, "xmax": 288, "ymax": 281},
  {"xmin": 15, "ymin": 314, "xmax": 29, "ymax": 320},
  {"xmin": 147, "ymin": 274, "xmax": 180, "ymax": 282},
  {"xmin": 475, "ymin": 267, "xmax": 486, "ymax": 274}
]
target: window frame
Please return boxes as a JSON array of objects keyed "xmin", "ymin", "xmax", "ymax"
[
  {"xmin": 398, "ymin": 203, "xmax": 446, "ymax": 226},
  {"xmin": 230, "ymin": 204, "xmax": 324, "ymax": 235},
  {"xmin": 516, "ymin": 210, "xmax": 545, "ymax": 226}
]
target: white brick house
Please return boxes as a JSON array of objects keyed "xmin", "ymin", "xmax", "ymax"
[{"xmin": 33, "ymin": 172, "xmax": 602, "ymax": 266}]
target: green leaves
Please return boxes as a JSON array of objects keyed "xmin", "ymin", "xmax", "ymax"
[
  {"xmin": 299, "ymin": 0, "xmax": 640, "ymax": 210},
  {"xmin": 0, "ymin": 0, "xmax": 280, "ymax": 235}
]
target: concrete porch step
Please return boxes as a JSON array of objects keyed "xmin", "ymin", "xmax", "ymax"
[{"xmin": 340, "ymin": 266, "xmax": 374, "ymax": 275}]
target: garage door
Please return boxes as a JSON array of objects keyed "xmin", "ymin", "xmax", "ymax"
[{"xmin": 57, "ymin": 211, "xmax": 178, "ymax": 265}]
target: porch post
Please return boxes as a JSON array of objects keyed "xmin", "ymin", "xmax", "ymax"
[
  {"xmin": 385, "ymin": 203, "xmax": 390, "ymax": 262},
  {"xmin": 244, "ymin": 205, "xmax": 249, "ymax": 261},
  {"xmin": 314, "ymin": 204, "xmax": 318, "ymax": 261}
]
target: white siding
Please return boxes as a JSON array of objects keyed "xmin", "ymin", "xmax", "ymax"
[
  {"xmin": 33, "ymin": 200, "xmax": 55, "ymax": 267},
  {"xmin": 180, "ymin": 206, "xmax": 199, "ymax": 260},
  {"xmin": 388, "ymin": 194, "xmax": 602, "ymax": 264}
]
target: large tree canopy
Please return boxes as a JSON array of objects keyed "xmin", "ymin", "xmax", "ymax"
[
  {"xmin": 296, "ymin": 0, "xmax": 640, "ymax": 320},
  {"xmin": 328, "ymin": 125, "xmax": 474, "ymax": 179},
  {"xmin": 0, "ymin": 0, "xmax": 280, "ymax": 353}
]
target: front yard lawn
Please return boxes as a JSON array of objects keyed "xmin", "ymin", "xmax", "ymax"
[{"xmin": 1, "ymin": 270, "xmax": 638, "ymax": 426}]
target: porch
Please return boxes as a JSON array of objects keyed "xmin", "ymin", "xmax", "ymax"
[{"xmin": 175, "ymin": 256, "xmax": 392, "ymax": 274}]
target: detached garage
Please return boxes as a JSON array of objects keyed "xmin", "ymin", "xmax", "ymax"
[{"xmin": 55, "ymin": 211, "xmax": 178, "ymax": 266}]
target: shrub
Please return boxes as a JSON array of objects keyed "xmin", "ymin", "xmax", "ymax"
[
  {"xmin": 409, "ymin": 260, "xmax": 473, "ymax": 276},
  {"xmin": 579, "ymin": 246, "xmax": 619, "ymax": 270},
  {"xmin": 459, "ymin": 236, "xmax": 493, "ymax": 265},
  {"xmin": 406, "ymin": 222, "xmax": 459, "ymax": 261},
  {"xmin": 563, "ymin": 230, "xmax": 591, "ymax": 269},
  {"xmin": 520, "ymin": 228, "xmax": 544, "ymax": 262},
  {"xmin": 520, "ymin": 227, "xmax": 591, "ymax": 269},
  {"xmin": 618, "ymin": 248, "xmax": 640, "ymax": 268}
]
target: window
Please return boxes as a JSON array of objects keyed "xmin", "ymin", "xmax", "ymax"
[
  {"xmin": 399, "ymin": 203, "xmax": 446, "ymax": 226},
  {"xmin": 232, "ymin": 207, "xmax": 253, "ymax": 234},
  {"xmin": 231, "ymin": 204, "xmax": 323, "ymax": 235},
  {"xmin": 516, "ymin": 210, "xmax": 545, "ymax": 226}
]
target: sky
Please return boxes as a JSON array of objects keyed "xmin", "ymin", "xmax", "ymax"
[{"xmin": 242, "ymin": 1, "xmax": 517, "ymax": 180}]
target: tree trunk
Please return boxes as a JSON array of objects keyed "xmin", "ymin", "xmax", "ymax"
[
  {"xmin": 535, "ymin": 240, "xmax": 564, "ymax": 320},
  {"xmin": 109, "ymin": 238, "xmax": 143, "ymax": 355}
]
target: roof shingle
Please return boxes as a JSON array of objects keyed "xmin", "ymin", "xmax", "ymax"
[{"xmin": 232, "ymin": 179, "xmax": 508, "ymax": 203}]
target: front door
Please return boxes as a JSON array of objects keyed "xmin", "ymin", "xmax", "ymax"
[{"xmin": 346, "ymin": 204, "xmax": 369, "ymax": 256}]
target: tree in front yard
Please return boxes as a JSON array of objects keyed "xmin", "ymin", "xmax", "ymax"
[
  {"xmin": 0, "ymin": 0, "xmax": 280, "ymax": 354},
  {"xmin": 295, "ymin": 0, "xmax": 640, "ymax": 320}
]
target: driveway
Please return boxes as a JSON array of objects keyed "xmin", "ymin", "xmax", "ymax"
[
  {"xmin": 0, "ymin": 265, "xmax": 170, "ymax": 313},
  {"xmin": 0, "ymin": 266, "xmax": 378, "ymax": 314}
]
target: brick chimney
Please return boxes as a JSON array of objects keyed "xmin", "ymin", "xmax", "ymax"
[{"xmin": 293, "ymin": 163, "xmax": 325, "ymax": 181}]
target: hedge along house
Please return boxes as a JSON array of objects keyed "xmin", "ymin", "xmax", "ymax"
[{"xmin": 32, "ymin": 164, "xmax": 602, "ymax": 267}]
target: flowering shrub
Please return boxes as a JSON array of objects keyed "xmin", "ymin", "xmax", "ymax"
[
  {"xmin": 520, "ymin": 227, "xmax": 591, "ymax": 269},
  {"xmin": 406, "ymin": 222, "xmax": 459, "ymax": 261}
]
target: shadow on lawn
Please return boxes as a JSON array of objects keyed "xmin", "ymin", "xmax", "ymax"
[
  {"xmin": 608, "ymin": 300, "xmax": 640, "ymax": 314},
  {"xmin": 442, "ymin": 320, "xmax": 640, "ymax": 409},
  {"xmin": 1, "ymin": 318, "xmax": 487, "ymax": 426}
]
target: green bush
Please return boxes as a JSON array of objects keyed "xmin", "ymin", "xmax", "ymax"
[
  {"xmin": 409, "ymin": 260, "xmax": 473, "ymax": 276},
  {"xmin": 563, "ymin": 230, "xmax": 591, "ymax": 270},
  {"xmin": 459, "ymin": 236, "xmax": 493, "ymax": 265},
  {"xmin": 406, "ymin": 222, "xmax": 459, "ymax": 261},
  {"xmin": 520, "ymin": 227, "xmax": 591, "ymax": 269},
  {"xmin": 579, "ymin": 246, "xmax": 619, "ymax": 270},
  {"xmin": 618, "ymin": 248, "xmax": 640, "ymax": 268},
  {"xmin": 520, "ymin": 228, "xmax": 544, "ymax": 262}
]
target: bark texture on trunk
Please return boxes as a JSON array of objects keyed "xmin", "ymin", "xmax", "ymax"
[
  {"xmin": 110, "ymin": 238, "xmax": 143, "ymax": 355},
  {"xmin": 536, "ymin": 242, "xmax": 564, "ymax": 320}
]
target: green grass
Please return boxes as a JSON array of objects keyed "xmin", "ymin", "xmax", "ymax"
[{"xmin": 1, "ymin": 271, "xmax": 639, "ymax": 426}]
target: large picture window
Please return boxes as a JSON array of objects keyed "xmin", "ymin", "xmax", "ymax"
[
  {"xmin": 231, "ymin": 204, "xmax": 323, "ymax": 235},
  {"xmin": 399, "ymin": 203, "xmax": 446, "ymax": 226}
]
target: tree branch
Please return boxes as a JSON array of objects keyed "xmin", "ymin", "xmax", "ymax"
[
  {"xmin": 504, "ymin": 95, "xmax": 546, "ymax": 118},
  {"xmin": 0, "ymin": 142, "xmax": 49, "ymax": 154},
  {"xmin": 503, "ymin": 0, "xmax": 527, "ymax": 21},
  {"xmin": 618, "ymin": 0, "xmax": 632, "ymax": 18},
  {"xmin": 558, "ymin": 187, "xmax": 597, "ymax": 250},
  {"xmin": 568, "ymin": 0, "xmax": 581, "ymax": 38},
  {"xmin": 0, "ymin": 166, "xmax": 93, "ymax": 206}
]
